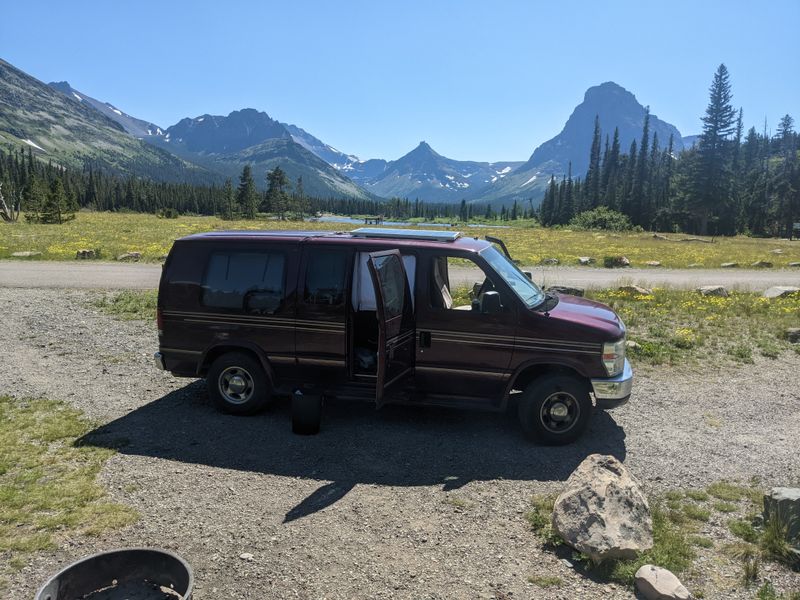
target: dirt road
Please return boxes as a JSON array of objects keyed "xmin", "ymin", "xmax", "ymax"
[
  {"xmin": 2, "ymin": 287, "xmax": 799, "ymax": 599},
  {"xmin": 2, "ymin": 259, "xmax": 800, "ymax": 291}
]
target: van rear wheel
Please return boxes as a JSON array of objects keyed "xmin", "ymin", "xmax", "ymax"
[
  {"xmin": 207, "ymin": 352, "xmax": 271, "ymax": 415},
  {"xmin": 518, "ymin": 374, "xmax": 591, "ymax": 444}
]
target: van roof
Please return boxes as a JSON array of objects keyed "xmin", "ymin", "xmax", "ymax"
[{"xmin": 178, "ymin": 228, "xmax": 493, "ymax": 252}]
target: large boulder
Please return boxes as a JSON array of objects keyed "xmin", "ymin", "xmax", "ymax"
[
  {"xmin": 116, "ymin": 251, "xmax": 142, "ymax": 262},
  {"xmin": 577, "ymin": 256, "xmax": 595, "ymax": 266},
  {"xmin": 635, "ymin": 565, "xmax": 692, "ymax": 600},
  {"xmin": 763, "ymin": 487, "xmax": 800, "ymax": 542},
  {"xmin": 751, "ymin": 260, "xmax": 773, "ymax": 268},
  {"xmin": 551, "ymin": 454, "xmax": 653, "ymax": 562},
  {"xmin": 619, "ymin": 285, "xmax": 653, "ymax": 296},
  {"xmin": 763, "ymin": 286, "xmax": 800, "ymax": 299},
  {"xmin": 604, "ymin": 256, "xmax": 630, "ymax": 268},
  {"xmin": 546, "ymin": 285, "xmax": 585, "ymax": 297},
  {"xmin": 697, "ymin": 285, "xmax": 728, "ymax": 297}
]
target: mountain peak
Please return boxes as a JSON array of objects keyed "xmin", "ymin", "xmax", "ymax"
[{"xmin": 583, "ymin": 81, "xmax": 639, "ymax": 107}]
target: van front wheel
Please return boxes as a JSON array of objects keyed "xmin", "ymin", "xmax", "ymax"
[
  {"xmin": 518, "ymin": 375, "xmax": 591, "ymax": 444},
  {"xmin": 207, "ymin": 352, "xmax": 271, "ymax": 415}
]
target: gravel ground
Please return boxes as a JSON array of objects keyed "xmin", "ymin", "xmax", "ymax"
[{"xmin": 1, "ymin": 287, "xmax": 798, "ymax": 599}]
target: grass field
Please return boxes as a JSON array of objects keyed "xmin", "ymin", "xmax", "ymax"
[
  {"xmin": 0, "ymin": 396, "xmax": 137, "ymax": 591},
  {"xmin": 587, "ymin": 288, "xmax": 800, "ymax": 366},
  {"xmin": 2, "ymin": 212, "xmax": 800, "ymax": 268}
]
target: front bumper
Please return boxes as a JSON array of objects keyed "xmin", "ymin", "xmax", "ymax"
[
  {"xmin": 591, "ymin": 359, "xmax": 633, "ymax": 408},
  {"xmin": 154, "ymin": 351, "xmax": 166, "ymax": 370}
]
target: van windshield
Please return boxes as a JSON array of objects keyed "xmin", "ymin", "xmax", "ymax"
[{"xmin": 480, "ymin": 245, "xmax": 545, "ymax": 308}]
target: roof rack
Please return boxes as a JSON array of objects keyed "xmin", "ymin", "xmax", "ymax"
[{"xmin": 350, "ymin": 227, "xmax": 461, "ymax": 242}]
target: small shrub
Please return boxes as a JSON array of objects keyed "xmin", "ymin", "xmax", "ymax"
[
  {"xmin": 729, "ymin": 519, "xmax": 759, "ymax": 543},
  {"xmin": 760, "ymin": 513, "xmax": 798, "ymax": 566},
  {"xmin": 713, "ymin": 501, "xmax": 738, "ymax": 513},
  {"xmin": 682, "ymin": 504, "xmax": 711, "ymax": 522},
  {"xmin": 707, "ymin": 481, "xmax": 750, "ymax": 502},
  {"xmin": 756, "ymin": 581, "xmax": 779, "ymax": 600},
  {"xmin": 727, "ymin": 343, "xmax": 754, "ymax": 363},
  {"xmin": 525, "ymin": 494, "xmax": 561, "ymax": 546},
  {"xmin": 742, "ymin": 553, "xmax": 760, "ymax": 586},
  {"xmin": 689, "ymin": 535, "xmax": 713, "ymax": 548},
  {"xmin": 157, "ymin": 207, "xmax": 179, "ymax": 219},
  {"xmin": 686, "ymin": 490, "xmax": 709, "ymax": 502},
  {"xmin": 569, "ymin": 207, "xmax": 633, "ymax": 232}
]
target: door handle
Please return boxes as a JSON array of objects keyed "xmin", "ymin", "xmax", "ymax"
[{"xmin": 419, "ymin": 331, "xmax": 431, "ymax": 348}]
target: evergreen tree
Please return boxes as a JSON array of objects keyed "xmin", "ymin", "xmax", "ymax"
[
  {"xmin": 221, "ymin": 178, "xmax": 235, "ymax": 220},
  {"xmin": 40, "ymin": 178, "xmax": 74, "ymax": 224},
  {"xmin": 236, "ymin": 165, "xmax": 258, "ymax": 219},
  {"xmin": 266, "ymin": 166, "xmax": 289, "ymax": 218},
  {"xmin": 23, "ymin": 174, "xmax": 46, "ymax": 222},
  {"xmin": 584, "ymin": 115, "xmax": 602, "ymax": 209},
  {"xmin": 691, "ymin": 64, "xmax": 738, "ymax": 234}
]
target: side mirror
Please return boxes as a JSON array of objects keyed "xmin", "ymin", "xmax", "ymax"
[
  {"xmin": 524, "ymin": 271, "xmax": 532, "ymax": 280},
  {"xmin": 480, "ymin": 291, "xmax": 502, "ymax": 314}
]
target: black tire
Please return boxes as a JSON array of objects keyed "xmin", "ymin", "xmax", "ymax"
[
  {"xmin": 207, "ymin": 352, "xmax": 271, "ymax": 415},
  {"xmin": 292, "ymin": 392, "xmax": 322, "ymax": 435},
  {"xmin": 517, "ymin": 374, "xmax": 591, "ymax": 444}
]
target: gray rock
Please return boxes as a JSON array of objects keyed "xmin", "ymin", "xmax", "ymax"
[
  {"xmin": 116, "ymin": 251, "xmax": 142, "ymax": 262},
  {"xmin": 578, "ymin": 256, "xmax": 595, "ymax": 265},
  {"xmin": 542, "ymin": 258, "xmax": 559, "ymax": 266},
  {"xmin": 789, "ymin": 262, "xmax": 800, "ymax": 268},
  {"xmin": 552, "ymin": 454, "xmax": 653, "ymax": 563},
  {"xmin": 634, "ymin": 565, "xmax": 692, "ymax": 600},
  {"xmin": 239, "ymin": 552, "xmax": 255, "ymax": 561},
  {"xmin": 75, "ymin": 249, "xmax": 96, "ymax": 260},
  {"xmin": 763, "ymin": 487, "xmax": 800, "ymax": 541},
  {"xmin": 546, "ymin": 285, "xmax": 585, "ymax": 297},
  {"xmin": 626, "ymin": 340, "xmax": 641, "ymax": 351},
  {"xmin": 619, "ymin": 285, "xmax": 653, "ymax": 296},
  {"xmin": 763, "ymin": 286, "xmax": 800, "ymax": 299},
  {"xmin": 785, "ymin": 328, "xmax": 800, "ymax": 343},
  {"xmin": 604, "ymin": 256, "xmax": 630, "ymax": 268},
  {"xmin": 645, "ymin": 261, "xmax": 662, "ymax": 267},
  {"xmin": 720, "ymin": 262, "xmax": 738, "ymax": 268},
  {"xmin": 770, "ymin": 249, "xmax": 785, "ymax": 255},
  {"xmin": 697, "ymin": 285, "xmax": 728, "ymax": 297},
  {"xmin": 751, "ymin": 260, "xmax": 773, "ymax": 268},
  {"xmin": 11, "ymin": 250, "xmax": 42, "ymax": 257}
]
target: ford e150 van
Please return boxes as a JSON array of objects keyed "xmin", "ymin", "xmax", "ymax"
[{"xmin": 154, "ymin": 228, "xmax": 632, "ymax": 444}]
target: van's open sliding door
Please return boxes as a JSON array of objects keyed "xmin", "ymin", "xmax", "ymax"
[{"xmin": 366, "ymin": 250, "xmax": 415, "ymax": 407}]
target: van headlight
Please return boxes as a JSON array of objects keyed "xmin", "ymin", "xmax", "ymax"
[{"xmin": 602, "ymin": 338, "xmax": 626, "ymax": 376}]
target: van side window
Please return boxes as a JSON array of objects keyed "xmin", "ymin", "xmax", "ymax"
[
  {"xmin": 430, "ymin": 255, "xmax": 498, "ymax": 312},
  {"xmin": 304, "ymin": 250, "xmax": 348, "ymax": 306},
  {"xmin": 202, "ymin": 251, "xmax": 285, "ymax": 313}
]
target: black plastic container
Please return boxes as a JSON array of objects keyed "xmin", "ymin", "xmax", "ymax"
[{"xmin": 35, "ymin": 548, "xmax": 193, "ymax": 600}]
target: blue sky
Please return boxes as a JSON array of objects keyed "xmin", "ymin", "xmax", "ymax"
[{"xmin": 2, "ymin": 0, "xmax": 798, "ymax": 162}]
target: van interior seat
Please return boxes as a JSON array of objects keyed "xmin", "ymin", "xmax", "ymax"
[{"xmin": 432, "ymin": 256, "xmax": 453, "ymax": 309}]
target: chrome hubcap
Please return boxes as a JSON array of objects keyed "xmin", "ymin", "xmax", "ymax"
[
  {"xmin": 540, "ymin": 392, "xmax": 579, "ymax": 434},
  {"xmin": 219, "ymin": 367, "xmax": 254, "ymax": 405}
]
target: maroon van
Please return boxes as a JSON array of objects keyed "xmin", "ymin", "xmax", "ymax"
[{"xmin": 154, "ymin": 228, "xmax": 632, "ymax": 443}]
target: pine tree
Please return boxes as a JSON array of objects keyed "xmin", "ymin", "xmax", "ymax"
[
  {"xmin": 40, "ymin": 178, "xmax": 74, "ymax": 224},
  {"xmin": 23, "ymin": 174, "xmax": 46, "ymax": 222},
  {"xmin": 221, "ymin": 178, "xmax": 235, "ymax": 220},
  {"xmin": 691, "ymin": 64, "xmax": 738, "ymax": 234},
  {"xmin": 584, "ymin": 115, "xmax": 602, "ymax": 209},
  {"xmin": 236, "ymin": 165, "xmax": 258, "ymax": 219},
  {"xmin": 266, "ymin": 166, "xmax": 289, "ymax": 218}
]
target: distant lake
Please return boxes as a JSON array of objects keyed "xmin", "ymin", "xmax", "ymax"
[{"xmin": 308, "ymin": 215, "xmax": 508, "ymax": 229}]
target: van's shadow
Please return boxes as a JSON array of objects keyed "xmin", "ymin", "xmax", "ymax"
[{"xmin": 79, "ymin": 381, "xmax": 626, "ymax": 521}]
